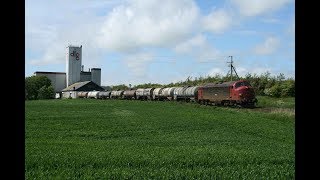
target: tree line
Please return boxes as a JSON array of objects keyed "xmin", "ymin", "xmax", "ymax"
[{"xmin": 111, "ymin": 72, "xmax": 295, "ymax": 98}]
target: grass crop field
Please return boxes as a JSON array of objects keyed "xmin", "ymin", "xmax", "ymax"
[{"xmin": 26, "ymin": 97, "xmax": 295, "ymax": 179}]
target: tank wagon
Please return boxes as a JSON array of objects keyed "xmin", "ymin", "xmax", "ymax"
[
  {"xmin": 152, "ymin": 88, "xmax": 163, "ymax": 100},
  {"xmin": 143, "ymin": 88, "xmax": 155, "ymax": 100},
  {"xmin": 135, "ymin": 89, "xmax": 145, "ymax": 100},
  {"xmin": 173, "ymin": 87, "xmax": 188, "ymax": 101},
  {"xmin": 110, "ymin": 90, "xmax": 124, "ymax": 99},
  {"xmin": 98, "ymin": 91, "xmax": 111, "ymax": 99},
  {"xmin": 183, "ymin": 86, "xmax": 199, "ymax": 102},
  {"xmin": 161, "ymin": 87, "xmax": 176, "ymax": 100},
  {"xmin": 77, "ymin": 91, "xmax": 88, "ymax": 98},
  {"xmin": 87, "ymin": 91, "xmax": 100, "ymax": 99},
  {"xmin": 198, "ymin": 80, "xmax": 257, "ymax": 106},
  {"xmin": 123, "ymin": 90, "xmax": 136, "ymax": 100}
]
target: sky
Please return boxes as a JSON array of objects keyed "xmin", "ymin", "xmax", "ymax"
[{"xmin": 25, "ymin": 0, "xmax": 295, "ymax": 86}]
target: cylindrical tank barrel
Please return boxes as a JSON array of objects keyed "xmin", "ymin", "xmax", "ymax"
[
  {"xmin": 115, "ymin": 90, "xmax": 124, "ymax": 98},
  {"xmin": 98, "ymin": 91, "xmax": 111, "ymax": 99},
  {"xmin": 143, "ymin": 88, "xmax": 155, "ymax": 100},
  {"xmin": 110, "ymin": 91, "xmax": 117, "ymax": 98},
  {"xmin": 161, "ymin": 87, "xmax": 176, "ymax": 97},
  {"xmin": 174, "ymin": 87, "xmax": 187, "ymax": 96},
  {"xmin": 135, "ymin": 89, "xmax": 144, "ymax": 96},
  {"xmin": 173, "ymin": 87, "xmax": 188, "ymax": 100},
  {"xmin": 152, "ymin": 88, "xmax": 163, "ymax": 100},
  {"xmin": 161, "ymin": 87, "xmax": 176, "ymax": 100},
  {"xmin": 123, "ymin": 90, "xmax": 136, "ymax": 99},
  {"xmin": 135, "ymin": 88, "xmax": 145, "ymax": 99},
  {"xmin": 184, "ymin": 86, "xmax": 199, "ymax": 97},
  {"xmin": 77, "ymin": 91, "xmax": 88, "ymax": 98},
  {"xmin": 87, "ymin": 91, "xmax": 100, "ymax": 99}
]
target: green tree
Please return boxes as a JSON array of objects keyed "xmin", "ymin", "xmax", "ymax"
[
  {"xmin": 280, "ymin": 79, "xmax": 295, "ymax": 97},
  {"xmin": 112, "ymin": 84, "xmax": 129, "ymax": 90},
  {"xmin": 38, "ymin": 85, "xmax": 55, "ymax": 99},
  {"xmin": 25, "ymin": 75, "xmax": 53, "ymax": 100}
]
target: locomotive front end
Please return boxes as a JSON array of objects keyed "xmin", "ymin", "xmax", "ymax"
[{"xmin": 233, "ymin": 81, "xmax": 257, "ymax": 106}]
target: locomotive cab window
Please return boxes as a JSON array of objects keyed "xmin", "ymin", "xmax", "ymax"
[
  {"xmin": 235, "ymin": 81, "xmax": 251, "ymax": 88},
  {"xmin": 235, "ymin": 82, "xmax": 242, "ymax": 88},
  {"xmin": 243, "ymin": 81, "xmax": 251, "ymax": 87}
]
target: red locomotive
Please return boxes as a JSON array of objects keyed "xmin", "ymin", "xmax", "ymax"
[{"xmin": 197, "ymin": 80, "xmax": 257, "ymax": 107}]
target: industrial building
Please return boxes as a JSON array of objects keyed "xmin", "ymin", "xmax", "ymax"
[{"xmin": 34, "ymin": 45, "xmax": 102, "ymax": 92}]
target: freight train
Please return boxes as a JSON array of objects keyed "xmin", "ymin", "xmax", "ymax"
[{"xmin": 70, "ymin": 80, "xmax": 257, "ymax": 107}]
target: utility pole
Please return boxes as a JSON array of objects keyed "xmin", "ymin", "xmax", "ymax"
[
  {"xmin": 228, "ymin": 56, "xmax": 233, "ymax": 81},
  {"xmin": 227, "ymin": 56, "xmax": 239, "ymax": 81}
]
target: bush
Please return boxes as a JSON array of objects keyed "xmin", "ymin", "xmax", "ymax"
[
  {"xmin": 38, "ymin": 85, "xmax": 55, "ymax": 99},
  {"xmin": 265, "ymin": 83, "xmax": 282, "ymax": 98},
  {"xmin": 280, "ymin": 80, "xmax": 295, "ymax": 97},
  {"xmin": 264, "ymin": 80, "xmax": 295, "ymax": 98}
]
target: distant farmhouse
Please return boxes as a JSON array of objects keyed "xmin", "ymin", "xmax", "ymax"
[{"xmin": 34, "ymin": 45, "xmax": 103, "ymax": 97}]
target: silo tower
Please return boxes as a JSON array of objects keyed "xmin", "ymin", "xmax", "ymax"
[{"xmin": 66, "ymin": 45, "xmax": 82, "ymax": 87}]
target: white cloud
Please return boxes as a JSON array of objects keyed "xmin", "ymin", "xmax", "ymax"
[
  {"xmin": 95, "ymin": 0, "xmax": 200, "ymax": 52},
  {"xmin": 251, "ymin": 68, "xmax": 273, "ymax": 75},
  {"xmin": 174, "ymin": 34, "xmax": 206, "ymax": 53},
  {"xmin": 207, "ymin": 66, "xmax": 277, "ymax": 79},
  {"xmin": 231, "ymin": 0, "xmax": 291, "ymax": 17},
  {"xmin": 25, "ymin": 0, "xmax": 245, "ymax": 68},
  {"xmin": 233, "ymin": 67, "xmax": 248, "ymax": 77},
  {"xmin": 254, "ymin": 36, "xmax": 280, "ymax": 55},
  {"xmin": 208, "ymin": 67, "xmax": 249, "ymax": 78},
  {"xmin": 174, "ymin": 34, "xmax": 221, "ymax": 62},
  {"xmin": 202, "ymin": 9, "xmax": 233, "ymax": 34},
  {"xmin": 208, "ymin": 68, "xmax": 224, "ymax": 76},
  {"xmin": 29, "ymin": 45, "xmax": 65, "ymax": 65},
  {"xmin": 26, "ymin": 0, "xmax": 116, "ymax": 66},
  {"xmin": 122, "ymin": 52, "xmax": 154, "ymax": 77}
]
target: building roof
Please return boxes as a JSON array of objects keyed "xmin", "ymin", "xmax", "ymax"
[
  {"xmin": 66, "ymin": 45, "xmax": 82, "ymax": 48},
  {"xmin": 34, "ymin": 71, "xmax": 66, "ymax": 75},
  {"xmin": 80, "ymin": 71, "xmax": 91, "ymax": 75},
  {"xmin": 62, "ymin": 81, "xmax": 105, "ymax": 92}
]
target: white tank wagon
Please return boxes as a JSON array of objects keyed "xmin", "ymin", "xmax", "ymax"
[
  {"xmin": 77, "ymin": 91, "xmax": 88, "ymax": 98},
  {"xmin": 135, "ymin": 89, "xmax": 145, "ymax": 100},
  {"xmin": 110, "ymin": 90, "xmax": 124, "ymax": 99},
  {"xmin": 97, "ymin": 91, "xmax": 111, "ymax": 99},
  {"xmin": 87, "ymin": 91, "xmax": 100, "ymax": 99},
  {"xmin": 152, "ymin": 88, "xmax": 164, "ymax": 100},
  {"xmin": 161, "ymin": 87, "xmax": 177, "ymax": 100},
  {"xmin": 183, "ymin": 86, "xmax": 199, "ymax": 102},
  {"xmin": 62, "ymin": 91, "xmax": 78, "ymax": 99},
  {"xmin": 173, "ymin": 87, "xmax": 188, "ymax": 101},
  {"xmin": 143, "ymin": 88, "xmax": 155, "ymax": 100}
]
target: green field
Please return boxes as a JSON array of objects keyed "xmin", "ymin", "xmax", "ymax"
[{"xmin": 26, "ymin": 97, "xmax": 295, "ymax": 179}]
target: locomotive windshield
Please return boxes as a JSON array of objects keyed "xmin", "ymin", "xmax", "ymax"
[{"xmin": 235, "ymin": 81, "xmax": 251, "ymax": 88}]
